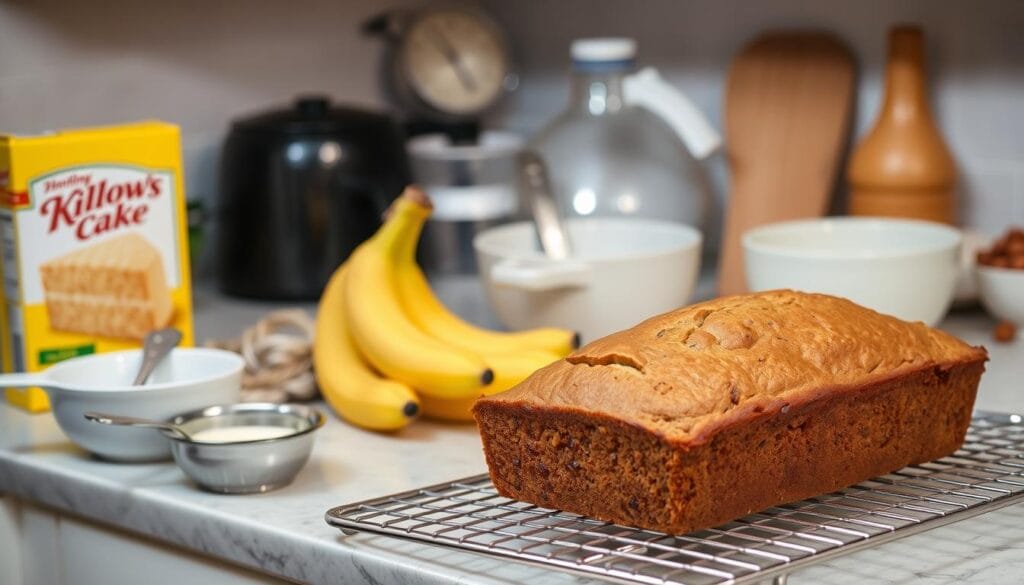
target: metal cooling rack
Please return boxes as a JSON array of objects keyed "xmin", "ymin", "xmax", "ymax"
[{"xmin": 326, "ymin": 412, "xmax": 1024, "ymax": 585}]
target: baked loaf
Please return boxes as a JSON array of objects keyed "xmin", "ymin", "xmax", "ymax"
[{"xmin": 473, "ymin": 290, "xmax": 987, "ymax": 534}]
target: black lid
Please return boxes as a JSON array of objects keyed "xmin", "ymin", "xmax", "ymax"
[{"xmin": 230, "ymin": 95, "xmax": 395, "ymax": 137}]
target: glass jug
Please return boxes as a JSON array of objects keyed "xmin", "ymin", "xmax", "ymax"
[{"xmin": 531, "ymin": 38, "xmax": 720, "ymax": 230}]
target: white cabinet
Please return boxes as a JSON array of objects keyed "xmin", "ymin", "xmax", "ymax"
[
  {"xmin": 20, "ymin": 504, "xmax": 59, "ymax": 585},
  {"xmin": 0, "ymin": 496, "xmax": 285, "ymax": 585},
  {"xmin": 0, "ymin": 496, "xmax": 24, "ymax": 585}
]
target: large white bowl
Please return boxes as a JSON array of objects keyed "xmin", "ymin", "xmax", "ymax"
[
  {"xmin": 0, "ymin": 348, "xmax": 243, "ymax": 461},
  {"xmin": 977, "ymin": 266, "xmax": 1024, "ymax": 327},
  {"xmin": 743, "ymin": 217, "xmax": 962, "ymax": 325},
  {"xmin": 474, "ymin": 218, "xmax": 703, "ymax": 343}
]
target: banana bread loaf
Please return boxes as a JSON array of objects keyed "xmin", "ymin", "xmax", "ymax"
[{"xmin": 473, "ymin": 290, "xmax": 987, "ymax": 534}]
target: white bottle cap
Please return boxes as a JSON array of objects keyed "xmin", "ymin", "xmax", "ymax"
[{"xmin": 571, "ymin": 38, "xmax": 637, "ymax": 63}]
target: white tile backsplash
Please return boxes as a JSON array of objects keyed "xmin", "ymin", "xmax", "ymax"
[
  {"xmin": 2, "ymin": 0, "xmax": 1023, "ymax": 236},
  {"xmin": 0, "ymin": 0, "xmax": 431, "ymax": 202},
  {"xmin": 482, "ymin": 0, "xmax": 1024, "ymax": 235},
  {"xmin": 1014, "ymin": 176, "xmax": 1024, "ymax": 226},
  {"xmin": 958, "ymin": 161, "xmax": 1018, "ymax": 236}
]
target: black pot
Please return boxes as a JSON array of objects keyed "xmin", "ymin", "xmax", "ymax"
[{"xmin": 216, "ymin": 96, "xmax": 410, "ymax": 300}]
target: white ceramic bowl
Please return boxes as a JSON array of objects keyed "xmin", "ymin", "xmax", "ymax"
[
  {"xmin": 474, "ymin": 218, "xmax": 703, "ymax": 343},
  {"xmin": 0, "ymin": 348, "xmax": 243, "ymax": 461},
  {"xmin": 743, "ymin": 217, "xmax": 962, "ymax": 325},
  {"xmin": 977, "ymin": 266, "xmax": 1024, "ymax": 327}
]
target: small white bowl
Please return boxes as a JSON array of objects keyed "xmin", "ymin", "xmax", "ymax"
[
  {"xmin": 474, "ymin": 218, "xmax": 702, "ymax": 343},
  {"xmin": 0, "ymin": 348, "xmax": 243, "ymax": 461},
  {"xmin": 743, "ymin": 217, "xmax": 962, "ymax": 325},
  {"xmin": 977, "ymin": 265, "xmax": 1024, "ymax": 326}
]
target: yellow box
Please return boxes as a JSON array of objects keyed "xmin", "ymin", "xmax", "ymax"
[{"xmin": 0, "ymin": 121, "xmax": 194, "ymax": 411}]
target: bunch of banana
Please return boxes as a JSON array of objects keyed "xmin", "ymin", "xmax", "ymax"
[{"xmin": 313, "ymin": 186, "xmax": 578, "ymax": 431}]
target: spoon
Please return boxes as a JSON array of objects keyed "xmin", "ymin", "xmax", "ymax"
[
  {"xmin": 518, "ymin": 150, "xmax": 572, "ymax": 260},
  {"xmin": 83, "ymin": 412, "xmax": 193, "ymax": 441},
  {"xmin": 133, "ymin": 328, "xmax": 183, "ymax": 386}
]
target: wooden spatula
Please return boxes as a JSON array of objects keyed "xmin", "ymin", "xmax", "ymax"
[{"xmin": 717, "ymin": 32, "xmax": 855, "ymax": 296}]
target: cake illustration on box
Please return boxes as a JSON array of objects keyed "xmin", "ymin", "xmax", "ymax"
[{"xmin": 39, "ymin": 232, "xmax": 173, "ymax": 340}]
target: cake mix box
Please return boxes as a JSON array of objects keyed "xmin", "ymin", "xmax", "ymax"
[{"xmin": 0, "ymin": 121, "xmax": 194, "ymax": 412}]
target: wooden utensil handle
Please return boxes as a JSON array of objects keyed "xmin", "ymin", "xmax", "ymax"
[{"xmin": 717, "ymin": 32, "xmax": 855, "ymax": 296}]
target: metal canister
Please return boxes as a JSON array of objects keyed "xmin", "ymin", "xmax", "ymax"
[{"xmin": 407, "ymin": 132, "xmax": 524, "ymax": 275}]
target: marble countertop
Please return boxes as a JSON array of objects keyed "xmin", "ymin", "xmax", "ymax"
[{"xmin": 2, "ymin": 280, "xmax": 1024, "ymax": 584}]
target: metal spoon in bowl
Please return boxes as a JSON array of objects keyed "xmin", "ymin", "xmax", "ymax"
[
  {"xmin": 83, "ymin": 412, "xmax": 193, "ymax": 441},
  {"xmin": 518, "ymin": 150, "xmax": 572, "ymax": 260},
  {"xmin": 133, "ymin": 327, "xmax": 183, "ymax": 386}
]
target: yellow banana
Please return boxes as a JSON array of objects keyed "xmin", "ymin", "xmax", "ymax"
[
  {"xmin": 419, "ymin": 349, "xmax": 561, "ymax": 422},
  {"xmin": 393, "ymin": 213, "xmax": 578, "ymax": 357},
  {"xmin": 419, "ymin": 394, "xmax": 480, "ymax": 423},
  {"xmin": 344, "ymin": 190, "xmax": 493, "ymax": 399},
  {"xmin": 485, "ymin": 348, "xmax": 562, "ymax": 394},
  {"xmin": 313, "ymin": 264, "xmax": 419, "ymax": 432}
]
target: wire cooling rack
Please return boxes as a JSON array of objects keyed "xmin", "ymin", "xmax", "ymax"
[{"xmin": 326, "ymin": 412, "xmax": 1024, "ymax": 585}]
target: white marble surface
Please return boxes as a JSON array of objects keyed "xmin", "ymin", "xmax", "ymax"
[
  {"xmin": 1, "ymin": 282, "xmax": 1023, "ymax": 584},
  {"xmin": 0, "ymin": 394, "xmax": 591, "ymax": 585}
]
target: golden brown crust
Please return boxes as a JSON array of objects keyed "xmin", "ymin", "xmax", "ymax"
[
  {"xmin": 478, "ymin": 290, "xmax": 986, "ymax": 445},
  {"xmin": 473, "ymin": 290, "xmax": 988, "ymax": 533}
]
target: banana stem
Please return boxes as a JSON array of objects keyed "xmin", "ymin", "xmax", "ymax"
[
  {"xmin": 394, "ymin": 206, "xmax": 426, "ymax": 260},
  {"xmin": 374, "ymin": 196, "xmax": 430, "ymax": 257}
]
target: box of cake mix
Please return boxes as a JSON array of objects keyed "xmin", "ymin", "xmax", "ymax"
[{"xmin": 0, "ymin": 121, "xmax": 194, "ymax": 412}]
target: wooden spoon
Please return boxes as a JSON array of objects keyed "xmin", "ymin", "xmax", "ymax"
[{"xmin": 717, "ymin": 32, "xmax": 855, "ymax": 295}]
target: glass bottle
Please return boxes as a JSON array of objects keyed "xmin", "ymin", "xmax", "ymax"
[{"xmin": 530, "ymin": 38, "xmax": 718, "ymax": 229}]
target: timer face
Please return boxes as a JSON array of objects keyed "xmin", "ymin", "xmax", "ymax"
[{"xmin": 399, "ymin": 9, "xmax": 510, "ymax": 116}]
